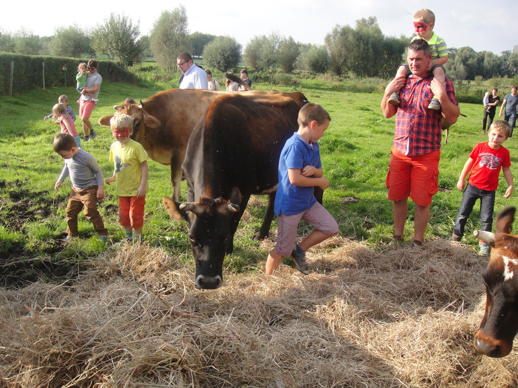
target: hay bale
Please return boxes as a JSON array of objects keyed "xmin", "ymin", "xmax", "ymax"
[{"xmin": 1, "ymin": 240, "xmax": 517, "ymax": 387}]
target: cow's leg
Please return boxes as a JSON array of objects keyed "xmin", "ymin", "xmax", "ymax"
[
  {"xmin": 314, "ymin": 186, "xmax": 324, "ymax": 205},
  {"xmin": 170, "ymin": 154, "xmax": 184, "ymax": 202},
  {"xmin": 254, "ymin": 192, "xmax": 276, "ymax": 240},
  {"xmin": 227, "ymin": 195, "xmax": 250, "ymax": 255}
]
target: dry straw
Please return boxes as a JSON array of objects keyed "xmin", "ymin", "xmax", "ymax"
[{"xmin": 1, "ymin": 239, "xmax": 518, "ymax": 387}]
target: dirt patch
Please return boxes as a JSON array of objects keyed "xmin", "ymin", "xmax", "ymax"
[{"xmin": 0, "ymin": 179, "xmax": 85, "ymax": 288}]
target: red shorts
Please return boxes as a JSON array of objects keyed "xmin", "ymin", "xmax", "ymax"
[
  {"xmin": 79, "ymin": 100, "xmax": 96, "ymax": 119},
  {"xmin": 386, "ymin": 147, "xmax": 440, "ymax": 207},
  {"xmin": 119, "ymin": 196, "xmax": 146, "ymax": 228}
]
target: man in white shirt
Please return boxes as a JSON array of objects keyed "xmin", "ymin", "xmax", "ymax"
[{"xmin": 177, "ymin": 53, "xmax": 208, "ymax": 90}]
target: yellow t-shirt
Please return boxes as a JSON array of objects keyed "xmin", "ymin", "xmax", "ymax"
[{"xmin": 109, "ymin": 139, "xmax": 148, "ymax": 197}]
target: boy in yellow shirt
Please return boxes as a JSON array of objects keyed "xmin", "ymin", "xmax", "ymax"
[{"xmin": 105, "ymin": 114, "xmax": 149, "ymax": 241}]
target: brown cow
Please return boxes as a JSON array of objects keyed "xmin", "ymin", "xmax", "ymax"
[
  {"xmin": 162, "ymin": 91, "xmax": 309, "ymax": 289},
  {"xmin": 474, "ymin": 206, "xmax": 518, "ymax": 357},
  {"xmin": 99, "ymin": 89, "xmax": 280, "ymax": 201},
  {"xmin": 98, "ymin": 89, "xmax": 227, "ymax": 201}
]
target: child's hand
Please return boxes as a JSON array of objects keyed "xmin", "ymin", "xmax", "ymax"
[
  {"xmin": 105, "ymin": 176, "xmax": 116, "ymax": 185},
  {"xmin": 136, "ymin": 184, "xmax": 146, "ymax": 198},
  {"xmin": 505, "ymin": 186, "xmax": 514, "ymax": 198},
  {"xmin": 319, "ymin": 177, "xmax": 330, "ymax": 190},
  {"xmin": 97, "ymin": 186, "xmax": 105, "ymax": 200},
  {"xmin": 43, "ymin": 116, "xmax": 49, "ymax": 120},
  {"xmin": 54, "ymin": 181, "xmax": 62, "ymax": 191},
  {"xmin": 456, "ymin": 180, "xmax": 465, "ymax": 191},
  {"xmin": 301, "ymin": 166, "xmax": 317, "ymax": 177}
]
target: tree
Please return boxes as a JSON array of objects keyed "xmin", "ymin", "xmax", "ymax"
[
  {"xmin": 244, "ymin": 36, "xmax": 266, "ymax": 69},
  {"xmin": 307, "ymin": 45, "xmax": 329, "ymax": 74},
  {"xmin": 203, "ymin": 36, "xmax": 241, "ymax": 72},
  {"xmin": 150, "ymin": 6, "xmax": 191, "ymax": 72},
  {"xmin": 138, "ymin": 35, "xmax": 153, "ymax": 58},
  {"xmin": 13, "ymin": 28, "xmax": 40, "ymax": 55},
  {"xmin": 190, "ymin": 32, "xmax": 216, "ymax": 57},
  {"xmin": 0, "ymin": 29, "xmax": 15, "ymax": 52},
  {"xmin": 91, "ymin": 13, "xmax": 144, "ymax": 66},
  {"xmin": 49, "ymin": 25, "xmax": 93, "ymax": 58},
  {"xmin": 278, "ymin": 37, "xmax": 300, "ymax": 73}
]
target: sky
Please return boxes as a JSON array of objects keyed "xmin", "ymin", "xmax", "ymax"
[{"xmin": 2, "ymin": 0, "xmax": 517, "ymax": 56}]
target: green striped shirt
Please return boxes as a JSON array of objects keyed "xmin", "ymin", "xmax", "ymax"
[{"xmin": 412, "ymin": 32, "xmax": 448, "ymax": 61}]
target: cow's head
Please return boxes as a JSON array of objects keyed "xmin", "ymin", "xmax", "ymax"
[
  {"xmin": 474, "ymin": 206, "xmax": 518, "ymax": 357},
  {"xmin": 98, "ymin": 101, "xmax": 161, "ymax": 141},
  {"xmin": 162, "ymin": 188, "xmax": 242, "ymax": 289}
]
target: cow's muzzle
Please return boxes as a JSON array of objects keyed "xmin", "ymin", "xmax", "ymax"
[{"xmin": 195, "ymin": 274, "xmax": 222, "ymax": 289}]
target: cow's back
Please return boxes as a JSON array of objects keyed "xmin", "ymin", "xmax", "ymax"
[{"xmin": 184, "ymin": 92, "xmax": 307, "ymax": 200}]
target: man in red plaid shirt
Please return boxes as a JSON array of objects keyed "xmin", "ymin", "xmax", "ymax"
[{"xmin": 381, "ymin": 39, "xmax": 460, "ymax": 245}]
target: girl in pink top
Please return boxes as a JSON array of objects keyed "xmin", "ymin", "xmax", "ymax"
[{"xmin": 53, "ymin": 103, "xmax": 81, "ymax": 148}]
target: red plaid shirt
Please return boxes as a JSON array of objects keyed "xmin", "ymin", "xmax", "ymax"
[{"xmin": 394, "ymin": 75, "xmax": 457, "ymax": 156}]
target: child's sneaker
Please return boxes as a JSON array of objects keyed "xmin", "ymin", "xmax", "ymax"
[
  {"xmin": 428, "ymin": 98, "xmax": 441, "ymax": 110},
  {"xmin": 388, "ymin": 93, "xmax": 400, "ymax": 106},
  {"xmin": 89, "ymin": 129, "xmax": 97, "ymax": 140},
  {"xmin": 291, "ymin": 245, "xmax": 309, "ymax": 275},
  {"xmin": 92, "ymin": 98, "xmax": 99, "ymax": 102},
  {"xmin": 479, "ymin": 243, "xmax": 491, "ymax": 256}
]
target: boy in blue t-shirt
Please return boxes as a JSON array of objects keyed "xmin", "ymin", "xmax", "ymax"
[{"xmin": 265, "ymin": 103, "xmax": 339, "ymax": 276}]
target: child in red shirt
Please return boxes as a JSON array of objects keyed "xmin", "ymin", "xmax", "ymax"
[{"xmin": 452, "ymin": 121, "xmax": 514, "ymax": 255}]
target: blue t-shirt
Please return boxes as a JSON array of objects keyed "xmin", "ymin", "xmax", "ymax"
[{"xmin": 274, "ymin": 132, "xmax": 322, "ymax": 216}]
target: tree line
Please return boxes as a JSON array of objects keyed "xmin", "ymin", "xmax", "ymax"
[{"xmin": 1, "ymin": 10, "xmax": 517, "ymax": 81}]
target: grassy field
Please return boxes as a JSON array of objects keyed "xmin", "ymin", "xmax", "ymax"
[
  {"xmin": 0, "ymin": 77, "xmax": 517, "ymax": 277},
  {"xmin": 3, "ymin": 76, "xmax": 518, "ymax": 386}
]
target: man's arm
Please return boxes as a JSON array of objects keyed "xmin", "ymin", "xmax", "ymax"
[
  {"xmin": 431, "ymin": 78, "xmax": 460, "ymax": 124},
  {"xmin": 83, "ymin": 83, "xmax": 100, "ymax": 94},
  {"xmin": 500, "ymin": 98, "xmax": 508, "ymax": 116},
  {"xmin": 381, "ymin": 76, "xmax": 406, "ymax": 118}
]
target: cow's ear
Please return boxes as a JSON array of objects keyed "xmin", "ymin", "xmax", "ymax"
[
  {"xmin": 142, "ymin": 112, "xmax": 161, "ymax": 128},
  {"xmin": 230, "ymin": 187, "xmax": 242, "ymax": 206},
  {"xmin": 98, "ymin": 115, "xmax": 113, "ymax": 127},
  {"xmin": 163, "ymin": 197, "xmax": 188, "ymax": 222},
  {"xmin": 496, "ymin": 206, "xmax": 516, "ymax": 234}
]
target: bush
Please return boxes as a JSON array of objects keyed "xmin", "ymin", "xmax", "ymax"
[{"xmin": 0, "ymin": 53, "xmax": 138, "ymax": 95}]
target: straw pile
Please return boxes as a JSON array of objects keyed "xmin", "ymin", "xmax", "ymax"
[{"xmin": 1, "ymin": 238, "xmax": 518, "ymax": 387}]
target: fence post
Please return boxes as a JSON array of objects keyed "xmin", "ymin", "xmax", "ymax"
[
  {"xmin": 10, "ymin": 61, "xmax": 14, "ymax": 97},
  {"xmin": 63, "ymin": 64, "xmax": 67, "ymax": 87},
  {"xmin": 42, "ymin": 61, "xmax": 45, "ymax": 90}
]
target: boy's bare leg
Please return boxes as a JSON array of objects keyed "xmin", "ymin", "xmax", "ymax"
[
  {"xmin": 298, "ymin": 230, "xmax": 337, "ymax": 252},
  {"xmin": 82, "ymin": 117, "xmax": 92, "ymax": 136},
  {"xmin": 134, "ymin": 227, "xmax": 143, "ymax": 236},
  {"xmin": 428, "ymin": 67, "xmax": 445, "ymax": 110},
  {"xmin": 124, "ymin": 226, "xmax": 132, "ymax": 234},
  {"xmin": 266, "ymin": 250, "xmax": 284, "ymax": 275},
  {"xmin": 432, "ymin": 67, "xmax": 445, "ymax": 84}
]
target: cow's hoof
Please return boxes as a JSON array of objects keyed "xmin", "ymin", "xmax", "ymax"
[{"xmin": 253, "ymin": 231, "xmax": 268, "ymax": 240}]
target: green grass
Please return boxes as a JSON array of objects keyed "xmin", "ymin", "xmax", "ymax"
[{"xmin": 1, "ymin": 77, "xmax": 517, "ymax": 273}]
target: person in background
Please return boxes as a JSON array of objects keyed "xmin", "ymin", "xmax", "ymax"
[
  {"xmin": 205, "ymin": 69, "xmax": 220, "ymax": 91},
  {"xmin": 240, "ymin": 69, "xmax": 252, "ymax": 88},
  {"xmin": 483, "ymin": 88, "xmax": 500, "ymax": 133},
  {"xmin": 79, "ymin": 59, "xmax": 102, "ymax": 142},
  {"xmin": 52, "ymin": 103, "xmax": 82, "ymax": 149},
  {"xmin": 53, "ymin": 133, "xmax": 107, "ymax": 243},
  {"xmin": 499, "ymin": 86, "xmax": 518, "ymax": 137},
  {"xmin": 226, "ymin": 77, "xmax": 240, "ymax": 91},
  {"xmin": 177, "ymin": 53, "xmax": 208, "ymax": 90},
  {"xmin": 44, "ymin": 95, "xmax": 75, "ymax": 121}
]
